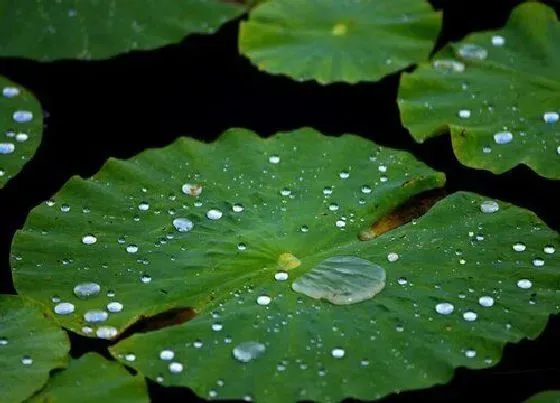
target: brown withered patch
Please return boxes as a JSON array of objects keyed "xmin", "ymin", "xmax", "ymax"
[{"xmin": 359, "ymin": 189, "xmax": 446, "ymax": 240}]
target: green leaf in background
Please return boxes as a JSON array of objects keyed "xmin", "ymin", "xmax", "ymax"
[
  {"xmin": 11, "ymin": 128, "xmax": 560, "ymax": 400},
  {"xmin": 398, "ymin": 2, "xmax": 560, "ymax": 179},
  {"xmin": 0, "ymin": 295, "xmax": 69, "ymax": 403},
  {"xmin": 0, "ymin": 76, "xmax": 43, "ymax": 189},
  {"xmin": 28, "ymin": 353, "xmax": 148, "ymax": 403},
  {"xmin": 0, "ymin": 1, "xmax": 246, "ymax": 61},
  {"xmin": 239, "ymin": 0, "xmax": 441, "ymax": 83},
  {"xmin": 525, "ymin": 391, "xmax": 560, "ymax": 403}
]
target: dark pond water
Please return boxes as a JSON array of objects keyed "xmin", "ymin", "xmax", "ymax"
[{"xmin": 1, "ymin": 0, "xmax": 559, "ymax": 401}]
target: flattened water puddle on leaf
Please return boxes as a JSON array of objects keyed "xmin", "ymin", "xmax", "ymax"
[{"xmin": 292, "ymin": 256, "xmax": 386, "ymax": 305}]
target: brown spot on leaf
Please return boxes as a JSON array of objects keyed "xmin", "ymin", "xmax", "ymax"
[{"xmin": 359, "ymin": 189, "xmax": 446, "ymax": 240}]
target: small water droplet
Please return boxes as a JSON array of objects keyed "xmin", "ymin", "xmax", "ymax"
[
  {"xmin": 206, "ymin": 209, "xmax": 223, "ymax": 220},
  {"xmin": 464, "ymin": 349, "xmax": 477, "ymax": 358},
  {"xmin": 300, "ymin": 225, "xmax": 309, "ymax": 232},
  {"xmin": 280, "ymin": 188, "xmax": 291, "ymax": 196},
  {"xmin": 257, "ymin": 295, "xmax": 271, "ymax": 306},
  {"xmin": 533, "ymin": 258, "xmax": 545, "ymax": 267},
  {"xmin": 81, "ymin": 234, "xmax": 97, "ymax": 245},
  {"xmin": 138, "ymin": 202, "xmax": 149, "ymax": 211},
  {"xmin": 274, "ymin": 272, "xmax": 288, "ymax": 281},
  {"xmin": 433, "ymin": 59, "xmax": 465, "ymax": 72},
  {"xmin": 0, "ymin": 337, "xmax": 8, "ymax": 346},
  {"xmin": 169, "ymin": 362, "xmax": 183, "ymax": 373},
  {"xmin": 15, "ymin": 133, "xmax": 28, "ymax": 142},
  {"xmin": 463, "ymin": 311, "xmax": 477, "ymax": 321},
  {"xmin": 232, "ymin": 341, "xmax": 266, "ymax": 363},
  {"xmin": 21, "ymin": 355, "xmax": 33, "ymax": 365},
  {"xmin": 323, "ymin": 186, "xmax": 333, "ymax": 195},
  {"xmin": 387, "ymin": 252, "xmax": 399, "ymax": 262},
  {"xmin": 73, "ymin": 282, "xmax": 101, "ymax": 298},
  {"xmin": 160, "ymin": 350, "xmax": 175, "ymax": 360},
  {"xmin": 517, "ymin": 279, "xmax": 532, "ymax": 289},
  {"xmin": 458, "ymin": 109, "xmax": 471, "ymax": 119},
  {"xmin": 331, "ymin": 348, "xmax": 345, "ymax": 358},
  {"xmin": 361, "ymin": 185, "xmax": 371, "ymax": 194},
  {"xmin": 107, "ymin": 302, "xmax": 124, "ymax": 313},
  {"xmin": 268, "ymin": 155, "xmax": 280, "ymax": 164},
  {"xmin": 3, "ymin": 87, "xmax": 20, "ymax": 98},
  {"xmin": 335, "ymin": 220, "xmax": 346, "ymax": 228},
  {"xmin": 482, "ymin": 146, "xmax": 492, "ymax": 154},
  {"xmin": 126, "ymin": 245, "xmax": 139, "ymax": 254},
  {"xmin": 212, "ymin": 323, "xmax": 223, "ymax": 332},
  {"xmin": 360, "ymin": 359, "xmax": 369, "ymax": 367},
  {"xmin": 493, "ymin": 131, "xmax": 513, "ymax": 145},
  {"xmin": 435, "ymin": 302, "xmax": 454, "ymax": 315},
  {"xmin": 84, "ymin": 310, "xmax": 108, "ymax": 323},
  {"xmin": 193, "ymin": 340, "xmax": 203, "ymax": 349},
  {"xmin": 543, "ymin": 111, "xmax": 559, "ymax": 124},
  {"xmin": 54, "ymin": 302, "xmax": 75, "ymax": 315},
  {"xmin": 480, "ymin": 200, "xmax": 499, "ymax": 213},
  {"xmin": 237, "ymin": 242, "xmax": 247, "ymax": 251},
  {"xmin": 125, "ymin": 353, "xmax": 136, "ymax": 362},
  {"xmin": 479, "ymin": 296, "xmax": 494, "ymax": 307},
  {"xmin": 512, "ymin": 242, "xmax": 526, "ymax": 252},
  {"xmin": 380, "ymin": 175, "xmax": 388, "ymax": 182},
  {"xmin": 458, "ymin": 43, "xmax": 488, "ymax": 61},
  {"xmin": 232, "ymin": 203, "xmax": 244, "ymax": 213},
  {"xmin": 172, "ymin": 217, "xmax": 194, "ymax": 232},
  {"xmin": 339, "ymin": 171, "xmax": 350, "ymax": 179},
  {"xmin": 491, "ymin": 35, "xmax": 505, "ymax": 46},
  {"xmin": 60, "ymin": 204, "xmax": 70, "ymax": 213},
  {"xmin": 328, "ymin": 203, "xmax": 339, "ymax": 211},
  {"xmin": 141, "ymin": 274, "xmax": 152, "ymax": 284},
  {"xmin": 397, "ymin": 277, "xmax": 407, "ymax": 285}
]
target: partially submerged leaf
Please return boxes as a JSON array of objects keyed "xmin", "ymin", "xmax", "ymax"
[
  {"xmin": 0, "ymin": 295, "xmax": 69, "ymax": 403},
  {"xmin": 0, "ymin": 1, "xmax": 246, "ymax": 61},
  {"xmin": 11, "ymin": 128, "xmax": 560, "ymax": 401},
  {"xmin": 398, "ymin": 2, "xmax": 560, "ymax": 178},
  {"xmin": 239, "ymin": 0, "xmax": 442, "ymax": 83},
  {"xmin": 0, "ymin": 76, "xmax": 43, "ymax": 189},
  {"xmin": 28, "ymin": 353, "xmax": 148, "ymax": 403}
]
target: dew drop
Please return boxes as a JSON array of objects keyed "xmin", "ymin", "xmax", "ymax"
[
  {"xmin": 533, "ymin": 258, "xmax": 545, "ymax": 267},
  {"xmin": 138, "ymin": 202, "xmax": 149, "ymax": 211},
  {"xmin": 126, "ymin": 245, "xmax": 139, "ymax": 254},
  {"xmin": 335, "ymin": 220, "xmax": 346, "ymax": 228},
  {"xmin": 237, "ymin": 242, "xmax": 247, "ymax": 251},
  {"xmin": 544, "ymin": 246, "xmax": 555, "ymax": 254},
  {"xmin": 141, "ymin": 274, "xmax": 152, "ymax": 284},
  {"xmin": 96, "ymin": 326, "xmax": 117, "ymax": 339},
  {"xmin": 256, "ymin": 295, "xmax": 271, "ymax": 306},
  {"xmin": 274, "ymin": 271, "xmax": 288, "ymax": 281},
  {"xmin": 463, "ymin": 311, "xmax": 477, "ymax": 322},
  {"xmin": 13, "ymin": 110, "xmax": 33, "ymax": 123},
  {"xmin": 517, "ymin": 279, "xmax": 532, "ymax": 289},
  {"xmin": 21, "ymin": 355, "xmax": 33, "ymax": 365},
  {"xmin": 172, "ymin": 217, "xmax": 194, "ymax": 232},
  {"xmin": 280, "ymin": 188, "xmax": 291, "ymax": 196},
  {"xmin": 81, "ymin": 234, "xmax": 97, "ymax": 245},
  {"xmin": 212, "ymin": 323, "xmax": 223, "ymax": 332},
  {"xmin": 60, "ymin": 204, "xmax": 70, "ymax": 213},
  {"xmin": 232, "ymin": 203, "xmax": 244, "ymax": 213},
  {"xmin": 15, "ymin": 133, "xmax": 28, "ymax": 142},
  {"xmin": 464, "ymin": 349, "xmax": 477, "ymax": 358},
  {"xmin": 543, "ymin": 111, "xmax": 559, "ymax": 124},
  {"xmin": 193, "ymin": 340, "xmax": 203, "ymax": 349},
  {"xmin": 432, "ymin": 59, "xmax": 465, "ymax": 72},
  {"xmin": 125, "ymin": 353, "xmax": 136, "ymax": 362},
  {"xmin": 491, "ymin": 35, "xmax": 505, "ymax": 46},
  {"xmin": 458, "ymin": 43, "xmax": 488, "ymax": 61},
  {"xmin": 397, "ymin": 277, "xmax": 407, "ymax": 285},
  {"xmin": 73, "ymin": 282, "xmax": 101, "ymax": 298},
  {"xmin": 107, "ymin": 302, "xmax": 124, "ymax": 313},
  {"xmin": 480, "ymin": 200, "xmax": 499, "ymax": 213},
  {"xmin": 182, "ymin": 183, "xmax": 202, "ymax": 196},
  {"xmin": 387, "ymin": 252, "xmax": 399, "ymax": 262},
  {"xmin": 54, "ymin": 302, "xmax": 75, "ymax": 315},
  {"xmin": 331, "ymin": 348, "xmax": 345, "ymax": 359},
  {"xmin": 328, "ymin": 203, "xmax": 339, "ymax": 211},
  {"xmin": 160, "ymin": 350, "xmax": 175, "ymax": 360},
  {"xmin": 493, "ymin": 131, "xmax": 513, "ymax": 145},
  {"xmin": 268, "ymin": 155, "xmax": 280, "ymax": 164},
  {"xmin": 232, "ymin": 341, "xmax": 266, "ymax": 363},
  {"xmin": 458, "ymin": 109, "xmax": 471, "ymax": 119},
  {"xmin": 0, "ymin": 337, "xmax": 8, "ymax": 345},
  {"xmin": 435, "ymin": 302, "xmax": 454, "ymax": 315},
  {"xmin": 478, "ymin": 296, "xmax": 494, "ymax": 307},
  {"xmin": 323, "ymin": 186, "xmax": 333, "ymax": 195},
  {"xmin": 0, "ymin": 143, "xmax": 15, "ymax": 154},
  {"xmin": 3, "ymin": 87, "xmax": 20, "ymax": 97},
  {"xmin": 84, "ymin": 310, "xmax": 108, "ymax": 323},
  {"xmin": 206, "ymin": 209, "xmax": 223, "ymax": 220},
  {"xmin": 361, "ymin": 185, "xmax": 372, "ymax": 194},
  {"xmin": 482, "ymin": 146, "xmax": 492, "ymax": 154},
  {"xmin": 512, "ymin": 242, "xmax": 526, "ymax": 252},
  {"xmin": 339, "ymin": 171, "xmax": 350, "ymax": 179},
  {"xmin": 169, "ymin": 362, "xmax": 183, "ymax": 373}
]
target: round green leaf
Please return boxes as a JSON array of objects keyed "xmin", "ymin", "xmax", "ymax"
[
  {"xmin": 0, "ymin": 1, "xmax": 246, "ymax": 61},
  {"xmin": 526, "ymin": 391, "xmax": 560, "ymax": 403},
  {"xmin": 28, "ymin": 353, "xmax": 148, "ymax": 403},
  {"xmin": 0, "ymin": 295, "xmax": 69, "ymax": 403},
  {"xmin": 0, "ymin": 77, "xmax": 43, "ymax": 189},
  {"xmin": 398, "ymin": 2, "xmax": 560, "ymax": 178},
  {"xmin": 239, "ymin": 0, "xmax": 442, "ymax": 83}
]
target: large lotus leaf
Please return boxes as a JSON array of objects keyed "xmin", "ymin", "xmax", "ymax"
[
  {"xmin": 238, "ymin": 0, "xmax": 442, "ymax": 83},
  {"xmin": 526, "ymin": 391, "xmax": 560, "ymax": 403},
  {"xmin": 28, "ymin": 353, "xmax": 148, "ymax": 403},
  {"xmin": 0, "ymin": 295, "xmax": 69, "ymax": 403},
  {"xmin": 0, "ymin": 1, "xmax": 246, "ymax": 61},
  {"xmin": 398, "ymin": 2, "xmax": 560, "ymax": 179},
  {"xmin": 0, "ymin": 76, "xmax": 43, "ymax": 189}
]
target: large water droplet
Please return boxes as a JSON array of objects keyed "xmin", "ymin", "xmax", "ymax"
[
  {"xmin": 107, "ymin": 302, "xmax": 124, "ymax": 313},
  {"xmin": 291, "ymin": 256, "xmax": 386, "ymax": 305},
  {"xmin": 0, "ymin": 143, "xmax": 15, "ymax": 154},
  {"xmin": 160, "ymin": 350, "xmax": 175, "ymax": 360},
  {"xmin": 232, "ymin": 341, "xmax": 266, "ymax": 363},
  {"xmin": 3, "ymin": 87, "xmax": 20, "ymax": 98},
  {"xmin": 81, "ymin": 234, "xmax": 97, "ymax": 245},
  {"xmin": 54, "ymin": 302, "xmax": 75, "ymax": 315},
  {"xmin": 544, "ymin": 246, "xmax": 555, "ymax": 254},
  {"xmin": 543, "ymin": 111, "xmax": 559, "ymax": 124},
  {"xmin": 169, "ymin": 362, "xmax": 183, "ymax": 373},
  {"xmin": 517, "ymin": 279, "xmax": 532, "ymax": 289},
  {"xmin": 331, "ymin": 348, "xmax": 345, "ymax": 359},
  {"xmin": 480, "ymin": 200, "xmax": 499, "ymax": 213},
  {"xmin": 463, "ymin": 311, "xmax": 477, "ymax": 321},
  {"xmin": 84, "ymin": 310, "xmax": 108, "ymax": 323},
  {"xmin": 73, "ymin": 282, "xmax": 101, "ymax": 298},
  {"xmin": 96, "ymin": 326, "xmax": 117, "ymax": 339},
  {"xmin": 256, "ymin": 295, "xmax": 271, "ymax": 306},
  {"xmin": 387, "ymin": 252, "xmax": 399, "ymax": 262},
  {"xmin": 533, "ymin": 258, "xmax": 545, "ymax": 267},
  {"xmin": 493, "ymin": 131, "xmax": 513, "ymax": 145},
  {"xmin": 435, "ymin": 302, "xmax": 454, "ymax": 315},
  {"xmin": 478, "ymin": 296, "xmax": 494, "ymax": 307},
  {"xmin": 13, "ymin": 110, "xmax": 33, "ymax": 123},
  {"xmin": 458, "ymin": 43, "xmax": 488, "ymax": 61},
  {"xmin": 173, "ymin": 217, "xmax": 194, "ymax": 232},
  {"xmin": 206, "ymin": 209, "xmax": 223, "ymax": 220}
]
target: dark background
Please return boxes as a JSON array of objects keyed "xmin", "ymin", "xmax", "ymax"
[{"xmin": 1, "ymin": 0, "xmax": 560, "ymax": 401}]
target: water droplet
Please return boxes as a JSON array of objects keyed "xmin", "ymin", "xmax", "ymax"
[
  {"xmin": 479, "ymin": 296, "xmax": 494, "ymax": 307},
  {"xmin": 300, "ymin": 225, "xmax": 309, "ymax": 232},
  {"xmin": 517, "ymin": 279, "xmax": 532, "ymax": 289},
  {"xmin": 84, "ymin": 310, "xmax": 108, "ymax": 323},
  {"xmin": 232, "ymin": 203, "xmax": 244, "ymax": 213},
  {"xmin": 513, "ymin": 242, "xmax": 526, "ymax": 252},
  {"xmin": 482, "ymin": 146, "xmax": 492, "ymax": 154},
  {"xmin": 274, "ymin": 271, "xmax": 288, "ymax": 281},
  {"xmin": 339, "ymin": 171, "xmax": 350, "ymax": 179},
  {"xmin": 361, "ymin": 185, "xmax": 372, "ymax": 194},
  {"xmin": 491, "ymin": 35, "xmax": 505, "ymax": 46},
  {"xmin": 138, "ymin": 202, "xmax": 149, "ymax": 211},
  {"xmin": 544, "ymin": 246, "xmax": 555, "ymax": 254},
  {"xmin": 268, "ymin": 155, "xmax": 280, "ymax": 164},
  {"xmin": 21, "ymin": 355, "xmax": 33, "ymax": 365},
  {"xmin": 292, "ymin": 256, "xmax": 386, "ymax": 305},
  {"xmin": 237, "ymin": 242, "xmax": 247, "ymax": 251},
  {"xmin": 0, "ymin": 143, "xmax": 15, "ymax": 154},
  {"xmin": 464, "ymin": 349, "xmax": 476, "ymax": 358},
  {"xmin": 54, "ymin": 302, "xmax": 75, "ymax": 315},
  {"xmin": 193, "ymin": 340, "xmax": 203, "ymax": 349},
  {"xmin": 96, "ymin": 326, "xmax": 117, "ymax": 339},
  {"xmin": 82, "ymin": 326, "xmax": 93, "ymax": 334},
  {"xmin": 0, "ymin": 337, "xmax": 8, "ymax": 345},
  {"xmin": 480, "ymin": 200, "xmax": 499, "ymax": 213},
  {"xmin": 335, "ymin": 220, "xmax": 345, "ymax": 228},
  {"xmin": 458, "ymin": 109, "xmax": 471, "ymax": 119},
  {"xmin": 458, "ymin": 43, "xmax": 488, "ymax": 61},
  {"xmin": 328, "ymin": 203, "xmax": 339, "ymax": 211},
  {"xmin": 172, "ymin": 217, "xmax": 194, "ymax": 232},
  {"xmin": 232, "ymin": 341, "xmax": 266, "ymax": 363},
  {"xmin": 533, "ymin": 258, "xmax": 545, "ymax": 267},
  {"xmin": 13, "ymin": 110, "xmax": 33, "ymax": 123},
  {"xmin": 141, "ymin": 274, "xmax": 152, "ymax": 284},
  {"xmin": 206, "ymin": 209, "xmax": 223, "ymax": 220},
  {"xmin": 433, "ymin": 59, "xmax": 465, "ymax": 72},
  {"xmin": 169, "ymin": 362, "xmax": 183, "ymax": 373},
  {"xmin": 107, "ymin": 302, "xmax": 123, "ymax": 313},
  {"xmin": 280, "ymin": 188, "xmax": 291, "ymax": 196},
  {"xmin": 182, "ymin": 183, "xmax": 202, "ymax": 196},
  {"xmin": 331, "ymin": 348, "xmax": 345, "ymax": 358},
  {"xmin": 494, "ymin": 131, "xmax": 513, "ymax": 145},
  {"xmin": 81, "ymin": 234, "xmax": 97, "ymax": 245},
  {"xmin": 360, "ymin": 359, "xmax": 369, "ymax": 367},
  {"xmin": 15, "ymin": 133, "xmax": 28, "ymax": 142},
  {"xmin": 160, "ymin": 350, "xmax": 175, "ymax": 360},
  {"xmin": 387, "ymin": 252, "xmax": 399, "ymax": 262},
  {"xmin": 209, "ymin": 390, "xmax": 218, "ymax": 398},
  {"xmin": 378, "ymin": 165, "xmax": 387, "ymax": 173},
  {"xmin": 380, "ymin": 176, "xmax": 388, "ymax": 182},
  {"xmin": 463, "ymin": 311, "xmax": 477, "ymax": 321},
  {"xmin": 543, "ymin": 111, "xmax": 559, "ymax": 124},
  {"xmin": 396, "ymin": 324, "xmax": 405, "ymax": 332},
  {"xmin": 125, "ymin": 353, "xmax": 136, "ymax": 362},
  {"xmin": 126, "ymin": 245, "xmax": 139, "ymax": 253},
  {"xmin": 212, "ymin": 323, "xmax": 223, "ymax": 332},
  {"xmin": 397, "ymin": 277, "xmax": 407, "ymax": 285},
  {"xmin": 73, "ymin": 282, "xmax": 101, "ymax": 298},
  {"xmin": 323, "ymin": 186, "xmax": 333, "ymax": 195},
  {"xmin": 435, "ymin": 302, "xmax": 454, "ymax": 315},
  {"xmin": 60, "ymin": 204, "xmax": 70, "ymax": 213},
  {"xmin": 257, "ymin": 295, "xmax": 271, "ymax": 306},
  {"xmin": 3, "ymin": 87, "xmax": 20, "ymax": 98}
]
